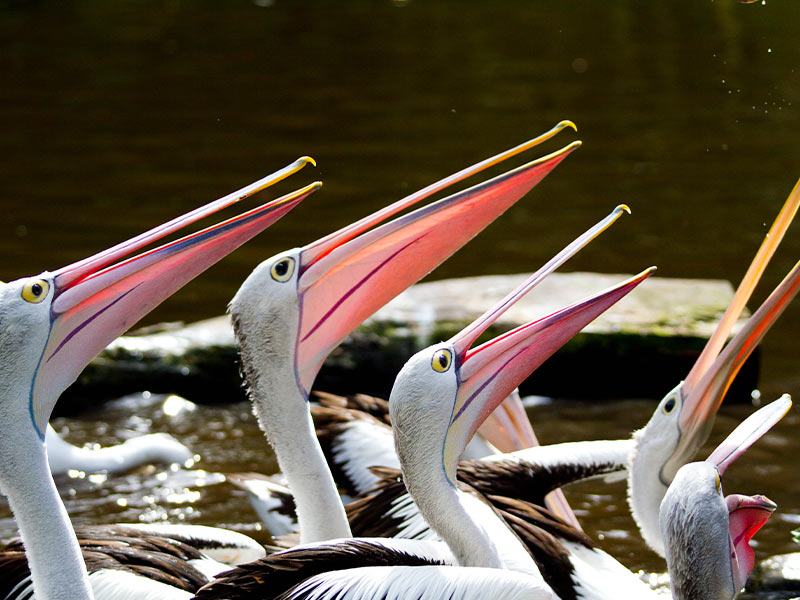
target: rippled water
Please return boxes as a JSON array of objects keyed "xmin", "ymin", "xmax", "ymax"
[
  {"xmin": 0, "ymin": 391, "xmax": 793, "ymax": 581},
  {"xmin": 1, "ymin": 0, "xmax": 800, "ymax": 591}
]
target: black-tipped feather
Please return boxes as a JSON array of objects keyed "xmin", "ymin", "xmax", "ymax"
[
  {"xmin": 0, "ymin": 524, "xmax": 211, "ymax": 598},
  {"xmin": 194, "ymin": 540, "xmax": 443, "ymax": 600}
]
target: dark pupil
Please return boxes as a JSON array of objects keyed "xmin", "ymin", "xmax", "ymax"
[
  {"xmin": 31, "ymin": 283, "xmax": 42, "ymax": 296},
  {"xmin": 275, "ymin": 260, "xmax": 289, "ymax": 276},
  {"xmin": 664, "ymin": 398, "xmax": 676, "ymax": 412},
  {"xmin": 438, "ymin": 354, "xmax": 448, "ymax": 368}
]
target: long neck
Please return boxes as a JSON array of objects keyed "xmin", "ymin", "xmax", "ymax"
[
  {"xmin": 0, "ymin": 427, "xmax": 94, "ymax": 600},
  {"xmin": 263, "ymin": 401, "xmax": 352, "ymax": 544},
  {"xmin": 235, "ymin": 311, "xmax": 351, "ymax": 544},
  {"xmin": 403, "ymin": 453, "xmax": 504, "ymax": 569},
  {"xmin": 394, "ymin": 397, "xmax": 536, "ymax": 572},
  {"xmin": 628, "ymin": 427, "xmax": 669, "ymax": 557}
]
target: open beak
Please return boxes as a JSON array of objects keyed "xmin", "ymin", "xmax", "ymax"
[
  {"xmin": 289, "ymin": 122, "xmax": 581, "ymax": 394},
  {"xmin": 478, "ymin": 389, "xmax": 539, "ymax": 453},
  {"xmin": 661, "ymin": 177, "xmax": 800, "ymax": 482},
  {"xmin": 704, "ymin": 394, "xmax": 790, "ymax": 590},
  {"xmin": 31, "ymin": 160, "xmax": 320, "ymax": 435},
  {"xmin": 455, "ymin": 204, "xmax": 632, "ymax": 532},
  {"xmin": 727, "ymin": 493, "xmax": 776, "ymax": 591},
  {"xmin": 435, "ymin": 205, "xmax": 654, "ymax": 465},
  {"xmin": 446, "ymin": 268, "xmax": 654, "ymax": 461}
]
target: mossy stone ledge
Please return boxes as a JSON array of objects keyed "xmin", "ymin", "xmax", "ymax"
[{"xmin": 56, "ymin": 272, "xmax": 757, "ymax": 414}]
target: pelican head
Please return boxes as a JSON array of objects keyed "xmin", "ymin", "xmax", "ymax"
[
  {"xmin": 660, "ymin": 395, "xmax": 788, "ymax": 599},
  {"xmin": 0, "ymin": 160, "xmax": 319, "ymax": 473},
  {"xmin": 388, "ymin": 205, "xmax": 654, "ymax": 489},
  {"xmin": 230, "ymin": 122, "xmax": 581, "ymax": 430},
  {"xmin": 630, "ymin": 180, "xmax": 800, "ymax": 556}
]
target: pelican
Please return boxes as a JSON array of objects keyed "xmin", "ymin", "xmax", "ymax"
[
  {"xmin": 46, "ymin": 423, "xmax": 193, "ymax": 476},
  {"xmin": 253, "ymin": 177, "xmax": 800, "ymax": 560},
  {"xmin": 229, "ymin": 122, "xmax": 584, "ymax": 544},
  {"xmin": 194, "ymin": 252, "xmax": 786, "ymax": 600},
  {"xmin": 0, "ymin": 158, "xmax": 321, "ymax": 599}
]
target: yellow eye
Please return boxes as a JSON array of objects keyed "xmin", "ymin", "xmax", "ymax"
[
  {"xmin": 21, "ymin": 279, "xmax": 50, "ymax": 304},
  {"xmin": 270, "ymin": 257, "xmax": 295, "ymax": 282},
  {"xmin": 662, "ymin": 395, "xmax": 677, "ymax": 414},
  {"xmin": 431, "ymin": 349, "xmax": 453, "ymax": 373},
  {"xmin": 715, "ymin": 470, "xmax": 722, "ymax": 495}
]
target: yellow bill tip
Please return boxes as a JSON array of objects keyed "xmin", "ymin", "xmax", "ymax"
[
  {"xmin": 299, "ymin": 156, "xmax": 317, "ymax": 168},
  {"xmin": 557, "ymin": 120, "xmax": 578, "ymax": 133},
  {"xmin": 615, "ymin": 204, "xmax": 631, "ymax": 215}
]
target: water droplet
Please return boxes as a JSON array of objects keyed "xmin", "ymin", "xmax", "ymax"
[{"xmin": 571, "ymin": 58, "xmax": 588, "ymax": 74}]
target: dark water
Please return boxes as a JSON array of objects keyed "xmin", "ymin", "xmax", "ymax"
[{"xmin": 1, "ymin": 0, "xmax": 800, "ymax": 587}]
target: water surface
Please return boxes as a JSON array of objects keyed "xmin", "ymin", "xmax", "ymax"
[{"xmin": 13, "ymin": 392, "xmax": 797, "ymax": 579}]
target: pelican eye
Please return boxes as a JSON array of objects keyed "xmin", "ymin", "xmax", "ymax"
[
  {"xmin": 715, "ymin": 470, "xmax": 722, "ymax": 495},
  {"xmin": 270, "ymin": 257, "xmax": 295, "ymax": 282},
  {"xmin": 662, "ymin": 397, "xmax": 677, "ymax": 414},
  {"xmin": 21, "ymin": 279, "xmax": 50, "ymax": 304},
  {"xmin": 431, "ymin": 349, "xmax": 453, "ymax": 373}
]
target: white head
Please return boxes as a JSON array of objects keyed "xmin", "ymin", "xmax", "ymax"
[
  {"xmin": 659, "ymin": 396, "xmax": 786, "ymax": 599},
  {"xmin": 390, "ymin": 342, "xmax": 462, "ymax": 489},
  {"xmin": 0, "ymin": 277, "xmax": 61, "ymax": 467}
]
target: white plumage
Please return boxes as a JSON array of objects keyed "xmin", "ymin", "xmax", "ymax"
[{"xmin": 46, "ymin": 425, "xmax": 193, "ymax": 476}]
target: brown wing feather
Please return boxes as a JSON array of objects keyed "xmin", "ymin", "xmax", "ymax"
[
  {"xmin": 194, "ymin": 540, "xmax": 442, "ymax": 600},
  {"xmin": 313, "ymin": 391, "xmax": 391, "ymax": 424},
  {"xmin": 0, "ymin": 524, "xmax": 211, "ymax": 595},
  {"xmin": 311, "ymin": 392, "xmax": 391, "ymax": 494}
]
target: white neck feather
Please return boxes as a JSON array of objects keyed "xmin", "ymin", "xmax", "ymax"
[
  {"xmin": 0, "ymin": 422, "xmax": 94, "ymax": 600},
  {"xmin": 402, "ymin": 447, "xmax": 504, "ymax": 569},
  {"xmin": 267, "ymin": 403, "xmax": 352, "ymax": 544},
  {"xmin": 628, "ymin": 427, "xmax": 670, "ymax": 557},
  {"xmin": 234, "ymin": 304, "xmax": 351, "ymax": 544}
]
